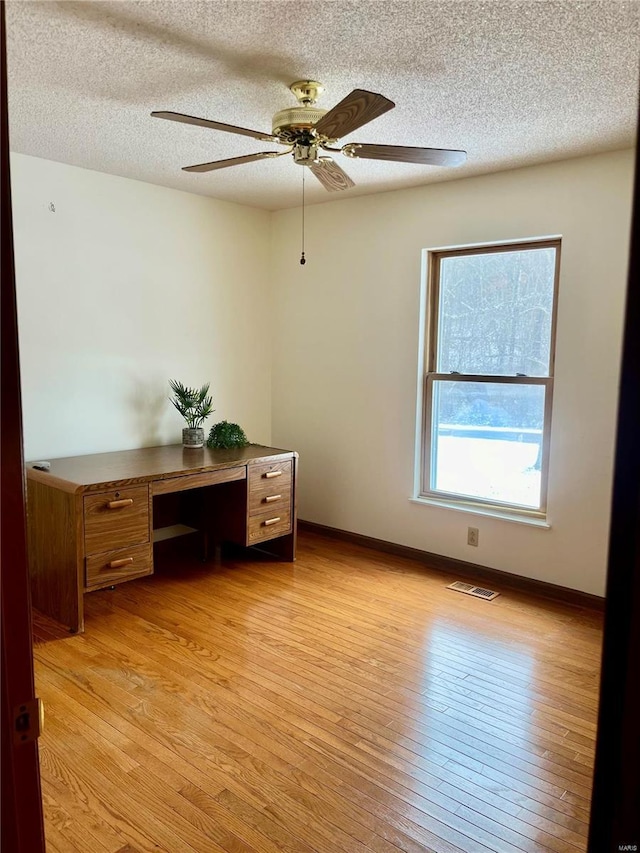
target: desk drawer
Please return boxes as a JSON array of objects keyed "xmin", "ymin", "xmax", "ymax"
[
  {"xmin": 249, "ymin": 462, "xmax": 292, "ymax": 514},
  {"xmin": 249, "ymin": 487, "xmax": 291, "ymax": 515},
  {"xmin": 85, "ymin": 542, "xmax": 152, "ymax": 589},
  {"xmin": 152, "ymin": 465, "xmax": 245, "ymax": 496},
  {"xmin": 248, "ymin": 460, "xmax": 292, "ymax": 503},
  {"xmin": 84, "ymin": 485, "xmax": 150, "ymax": 555},
  {"xmin": 248, "ymin": 509, "xmax": 292, "ymax": 544}
]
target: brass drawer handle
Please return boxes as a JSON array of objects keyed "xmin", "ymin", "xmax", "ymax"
[
  {"xmin": 108, "ymin": 557, "xmax": 134, "ymax": 569},
  {"xmin": 264, "ymin": 471, "xmax": 282, "ymax": 479},
  {"xmin": 107, "ymin": 498, "xmax": 134, "ymax": 509},
  {"xmin": 263, "ymin": 517, "xmax": 281, "ymax": 526},
  {"xmin": 264, "ymin": 494, "xmax": 282, "ymax": 503}
]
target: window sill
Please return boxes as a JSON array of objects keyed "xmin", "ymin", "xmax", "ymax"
[{"xmin": 409, "ymin": 496, "xmax": 551, "ymax": 528}]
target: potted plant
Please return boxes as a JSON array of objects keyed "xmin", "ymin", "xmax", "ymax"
[
  {"xmin": 169, "ymin": 379, "xmax": 214, "ymax": 448},
  {"xmin": 207, "ymin": 421, "xmax": 250, "ymax": 449}
]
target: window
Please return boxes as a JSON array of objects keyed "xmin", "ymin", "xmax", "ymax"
[{"xmin": 419, "ymin": 238, "xmax": 560, "ymax": 517}]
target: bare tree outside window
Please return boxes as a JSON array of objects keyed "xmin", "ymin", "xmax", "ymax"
[{"xmin": 421, "ymin": 239, "xmax": 560, "ymax": 514}]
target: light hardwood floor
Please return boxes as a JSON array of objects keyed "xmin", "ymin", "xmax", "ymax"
[{"xmin": 33, "ymin": 529, "xmax": 602, "ymax": 853}]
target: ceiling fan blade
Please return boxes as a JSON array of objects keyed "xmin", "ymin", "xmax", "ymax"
[
  {"xmin": 314, "ymin": 89, "xmax": 395, "ymax": 140},
  {"xmin": 309, "ymin": 158, "xmax": 356, "ymax": 192},
  {"xmin": 343, "ymin": 143, "xmax": 467, "ymax": 167},
  {"xmin": 152, "ymin": 111, "xmax": 278, "ymax": 143},
  {"xmin": 183, "ymin": 151, "xmax": 283, "ymax": 173}
]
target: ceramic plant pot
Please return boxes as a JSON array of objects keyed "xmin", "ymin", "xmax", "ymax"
[{"xmin": 182, "ymin": 427, "xmax": 204, "ymax": 448}]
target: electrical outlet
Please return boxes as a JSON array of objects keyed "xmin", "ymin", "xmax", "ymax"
[{"xmin": 467, "ymin": 527, "xmax": 479, "ymax": 547}]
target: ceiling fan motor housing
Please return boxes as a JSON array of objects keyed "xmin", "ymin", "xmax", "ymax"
[{"xmin": 272, "ymin": 106, "xmax": 327, "ymax": 142}]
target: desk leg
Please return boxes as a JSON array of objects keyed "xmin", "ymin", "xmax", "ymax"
[
  {"xmin": 201, "ymin": 529, "xmax": 209, "ymax": 562},
  {"xmin": 27, "ymin": 481, "xmax": 84, "ymax": 634},
  {"xmin": 253, "ymin": 528, "xmax": 297, "ymax": 562}
]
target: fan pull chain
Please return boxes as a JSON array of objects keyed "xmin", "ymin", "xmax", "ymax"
[{"xmin": 300, "ymin": 168, "xmax": 306, "ymax": 265}]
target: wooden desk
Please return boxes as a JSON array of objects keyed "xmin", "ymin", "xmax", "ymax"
[{"xmin": 26, "ymin": 444, "xmax": 298, "ymax": 633}]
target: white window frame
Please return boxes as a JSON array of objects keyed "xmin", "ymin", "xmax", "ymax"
[{"xmin": 416, "ymin": 237, "xmax": 561, "ymax": 520}]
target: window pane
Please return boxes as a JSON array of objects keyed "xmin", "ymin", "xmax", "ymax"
[
  {"xmin": 431, "ymin": 380, "xmax": 545, "ymax": 508},
  {"xmin": 437, "ymin": 247, "xmax": 556, "ymax": 376}
]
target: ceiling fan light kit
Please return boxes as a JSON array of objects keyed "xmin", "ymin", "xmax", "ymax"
[{"xmin": 151, "ymin": 79, "xmax": 467, "ymax": 192}]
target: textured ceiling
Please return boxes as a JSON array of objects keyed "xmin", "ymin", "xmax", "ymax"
[{"xmin": 6, "ymin": 0, "xmax": 640, "ymax": 210}]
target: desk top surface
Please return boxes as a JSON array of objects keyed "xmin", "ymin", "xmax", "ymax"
[{"xmin": 26, "ymin": 444, "xmax": 297, "ymax": 493}]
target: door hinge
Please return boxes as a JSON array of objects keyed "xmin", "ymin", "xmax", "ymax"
[{"xmin": 13, "ymin": 698, "xmax": 44, "ymax": 745}]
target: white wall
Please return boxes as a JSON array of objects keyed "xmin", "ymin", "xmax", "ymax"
[
  {"xmin": 11, "ymin": 153, "xmax": 272, "ymax": 459},
  {"xmin": 270, "ymin": 150, "xmax": 635, "ymax": 596}
]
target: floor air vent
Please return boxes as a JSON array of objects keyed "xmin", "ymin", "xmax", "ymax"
[{"xmin": 447, "ymin": 581, "xmax": 500, "ymax": 601}]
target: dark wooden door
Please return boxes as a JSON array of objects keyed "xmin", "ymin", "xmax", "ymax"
[
  {"xmin": 1, "ymin": 2, "xmax": 46, "ymax": 850},
  {"xmin": 587, "ymin": 141, "xmax": 640, "ymax": 848}
]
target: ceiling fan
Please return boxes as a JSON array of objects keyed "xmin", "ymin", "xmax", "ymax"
[{"xmin": 151, "ymin": 81, "xmax": 467, "ymax": 191}]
